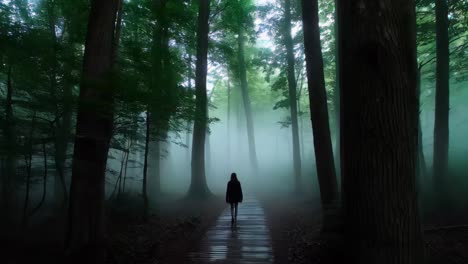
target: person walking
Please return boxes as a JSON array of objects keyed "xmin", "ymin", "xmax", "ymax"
[{"xmin": 226, "ymin": 172, "xmax": 243, "ymax": 225}]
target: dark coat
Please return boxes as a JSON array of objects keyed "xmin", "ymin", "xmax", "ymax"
[{"xmin": 226, "ymin": 180, "xmax": 243, "ymax": 203}]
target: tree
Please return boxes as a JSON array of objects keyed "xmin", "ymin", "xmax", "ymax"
[
  {"xmin": 284, "ymin": 0, "xmax": 301, "ymax": 192},
  {"xmin": 337, "ymin": 0, "xmax": 424, "ymax": 262},
  {"xmin": 301, "ymin": 0, "xmax": 338, "ymax": 230},
  {"xmin": 188, "ymin": 0, "xmax": 211, "ymax": 197},
  {"xmin": 236, "ymin": 0, "xmax": 259, "ymax": 174},
  {"xmin": 142, "ymin": 111, "xmax": 150, "ymax": 221},
  {"xmin": 433, "ymin": 0, "xmax": 449, "ymax": 201},
  {"xmin": 66, "ymin": 0, "xmax": 119, "ymax": 261}
]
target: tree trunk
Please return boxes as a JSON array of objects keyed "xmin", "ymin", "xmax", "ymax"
[
  {"xmin": 284, "ymin": 0, "xmax": 302, "ymax": 193},
  {"xmin": 2, "ymin": 64, "xmax": 16, "ymax": 222},
  {"xmin": 433, "ymin": 0, "xmax": 449, "ymax": 203},
  {"xmin": 149, "ymin": 0, "xmax": 173, "ymax": 198},
  {"xmin": 117, "ymin": 149, "xmax": 127, "ymax": 196},
  {"xmin": 66, "ymin": 0, "xmax": 119, "ymax": 261},
  {"xmin": 152, "ymin": 140, "xmax": 162, "ymax": 195},
  {"xmin": 185, "ymin": 54, "xmax": 193, "ymax": 161},
  {"xmin": 29, "ymin": 140, "xmax": 48, "ymax": 218},
  {"xmin": 189, "ymin": 0, "xmax": 211, "ymax": 198},
  {"xmin": 416, "ymin": 68, "xmax": 427, "ymax": 191},
  {"xmin": 47, "ymin": 0, "xmax": 66, "ymax": 206},
  {"xmin": 302, "ymin": 0, "xmax": 339, "ymax": 230},
  {"xmin": 143, "ymin": 111, "xmax": 150, "ymax": 221},
  {"xmin": 333, "ymin": 1, "xmax": 341, "ymax": 180},
  {"xmin": 22, "ymin": 112, "xmax": 36, "ymax": 229},
  {"xmin": 227, "ymin": 73, "xmax": 231, "ymax": 166},
  {"xmin": 122, "ymin": 142, "xmax": 130, "ymax": 193},
  {"xmin": 237, "ymin": 23, "xmax": 259, "ymax": 174},
  {"xmin": 337, "ymin": 0, "xmax": 424, "ymax": 262},
  {"xmin": 112, "ymin": 0, "xmax": 123, "ymax": 66}
]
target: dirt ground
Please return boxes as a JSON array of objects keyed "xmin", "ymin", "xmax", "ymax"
[
  {"xmin": 107, "ymin": 194, "xmax": 227, "ymax": 264},
  {"xmin": 0, "ymin": 194, "xmax": 227, "ymax": 264},
  {"xmin": 260, "ymin": 194, "xmax": 468, "ymax": 264},
  {"xmin": 260, "ymin": 194, "xmax": 344, "ymax": 264},
  {"xmin": 3, "ymin": 193, "xmax": 467, "ymax": 264}
]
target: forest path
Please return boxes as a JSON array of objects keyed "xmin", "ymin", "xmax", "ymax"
[{"xmin": 187, "ymin": 196, "xmax": 274, "ymax": 263}]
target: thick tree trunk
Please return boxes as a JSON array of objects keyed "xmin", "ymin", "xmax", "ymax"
[
  {"xmin": 237, "ymin": 25, "xmax": 259, "ymax": 174},
  {"xmin": 66, "ymin": 0, "xmax": 119, "ymax": 261},
  {"xmin": 284, "ymin": 0, "xmax": 302, "ymax": 193},
  {"xmin": 302, "ymin": 0, "xmax": 339, "ymax": 230},
  {"xmin": 337, "ymin": 0, "xmax": 424, "ymax": 262},
  {"xmin": 433, "ymin": 0, "xmax": 449, "ymax": 202},
  {"xmin": 189, "ymin": 0, "xmax": 211, "ymax": 197},
  {"xmin": 333, "ymin": 2, "xmax": 341, "ymax": 180}
]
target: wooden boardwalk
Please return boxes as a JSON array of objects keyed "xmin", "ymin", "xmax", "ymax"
[{"xmin": 188, "ymin": 197, "xmax": 274, "ymax": 264}]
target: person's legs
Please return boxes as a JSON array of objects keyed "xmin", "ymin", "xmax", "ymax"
[
  {"xmin": 234, "ymin": 202, "xmax": 238, "ymax": 222},
  {"xmin": 230, "ymin": 203, "xmax": 234, "ymax": 224}
]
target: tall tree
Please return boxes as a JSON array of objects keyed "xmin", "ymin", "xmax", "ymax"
[
  {"xmin": 237, "ymin": 1, "xmax": 259, "ymax": 174},
  {"xmin": 301, "ymin": 0, "xmax": 338, "ymax": 229},
  {"xmin": 66, "ymin": 0, "xmax": 119, "ymax": 261},
  {"xmin": 2, "ymin": 64, "xmax": 16, "ymax": 223},
  {"xmin": 284, "ymin": 0, "xmax": 301, "ymax": 192},
  {"xmin": 188, "ymin": 0, "xmax": 211, "ymax": 197},
  {"xmin": 433, "ymin": 0, "xmax": 449, "ymax": 200},
  {"xmin": 44, "ymin": 0, "xmax": 69, "ymax": 205},
  {"xmin": 142, "ymin": 111, "xmax": 150, "ymax": 221},
  {"xmin": 338, "ymin": 0, "xmax": 424, "ymax": 262}
]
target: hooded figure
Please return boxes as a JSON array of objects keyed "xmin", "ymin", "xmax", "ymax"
[{"xmin": 226, "ymin": 172, "xmax": 243, "ymax": 224}]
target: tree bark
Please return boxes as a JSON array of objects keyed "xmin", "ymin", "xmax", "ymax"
[
  {"xmin": 122, "ymin": 141, "xmax": 130, "ymax": 193},
  {"xmin": 22, "ymin": 113, "xmax": 36, "ymax": 229},
  {"xmin": 29, "ymin": 140, "xmax": 48, "ymax": 218},
  {"xmin": 66, "ymin": 0, "xmax": 119, "ymax": 261},
  {"xmin": 227, "ymin": 73, "xmax": 231, "ymax": 166},
  {"xmin": 45, "ymin": 0, "xmax": 68, "ymax": 206},
  {"xmin": 333, "ymin": 1, "xmax": 341, "ymax": 180},
  {"xmin": 112, "ymin": 0, "xmax": 123, "ymax": 66},
  {"xmin": 189, "ymin": 0, "xmax": 211, "ymax": 197},
  {"xmin": 2, "ymin": 64, "xmax": 16, "ymax": 221},
  {"xmin": 143, "ymin": 111, "xmax": 150, "ymax": 221},
  {"xmin": 185, "ymin": 54, "xmax": 193, "ymax": 161},
  {"xmin": 416, "ymin": 68, "xmax": 427, "ymax": 191},
  {"xmin": 302, "ymin": 0, "xmax": 339, "ymax": 230},
  {"xmin": 284, "ymin": 0, "xmax": 302, "ymax": 193},
  {"xmin": 149, "ymin": 0, "xmax": 172, "ymax": 197},
  {"xmin": 433, "ymin": 0, "xmax": 449, "ymax": 202},
  {"xmin": 337, "ymin": 0, "xmax": 424, "ymax": 262},
  {"xmin": 237, "ymin": 22, "xmax": 259, "ymax": 174}
]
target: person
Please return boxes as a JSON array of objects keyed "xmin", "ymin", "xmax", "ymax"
[{"xmin": 225, "ymin": 172, "xmax": 243, "ymax": 225}]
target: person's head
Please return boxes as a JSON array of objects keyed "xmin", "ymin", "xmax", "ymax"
[{"xmin": 230, "ymin": 172, "xmax": 238, "ymax": 181}]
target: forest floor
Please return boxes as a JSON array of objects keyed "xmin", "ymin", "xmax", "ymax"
[
  {"xmin": 108, "ymin": 193, "xmax": 227, "ymax": 264},
  {"xmin": 2, "ymin": 193, "xmax": 468, "ymax": 264},
  {"xmin": 260, "ymin": 193, "xmax": 468, "ymax": 264},
  {"xmin": 0, "ymin": 193, "xmax": 227, "ymax": 264},
  {"xmin": 260, "ymin": 194, "xmax": 345, "ymax": 264}
]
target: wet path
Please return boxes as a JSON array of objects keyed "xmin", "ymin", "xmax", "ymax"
[{"xmin": 188, "ymin": 197, "xmax": 274, "ymax": 263}]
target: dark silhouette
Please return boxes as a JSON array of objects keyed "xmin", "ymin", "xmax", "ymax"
[{"xmin": 226, "ymin": 173, "xmax": 243, "ymax": 224}]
